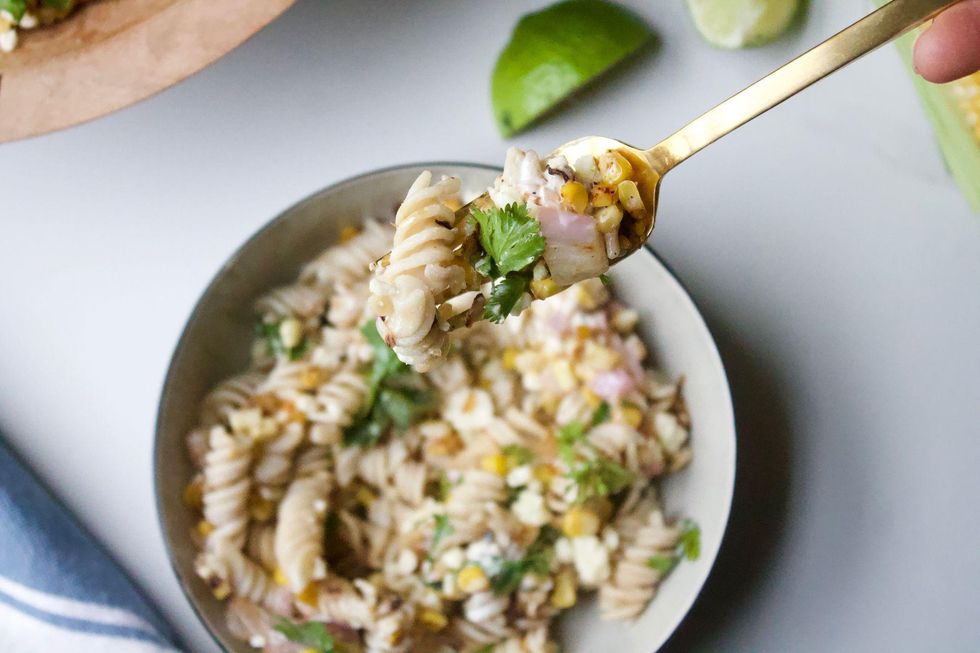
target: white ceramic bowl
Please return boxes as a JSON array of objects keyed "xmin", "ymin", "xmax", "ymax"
[{"xmin": 154, "ymin": 163, "xmax": 736, "ymax": 653}]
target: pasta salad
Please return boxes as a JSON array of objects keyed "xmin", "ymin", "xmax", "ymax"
[{"xmin": 184, "ymin": 173, "xmax": 695, "ymax": 653}]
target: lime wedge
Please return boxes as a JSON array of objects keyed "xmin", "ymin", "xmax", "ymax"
[
  {"xmin": 491, "ymin": 0, "xmax": 653, "ymax": 137},
  {"xmin": 687, "ymin": 0, "xmax": 800, "ymax": 49}
]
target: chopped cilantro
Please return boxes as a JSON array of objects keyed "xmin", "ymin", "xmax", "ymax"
[
  {"xmin": 343, "ymin": 321, "xmax": 435, "ymax": 447},
  {"xmin": 483, "ymin": 272, "xmax": 530, "ymax": 323},
  {"xmin": 274, "ymin": 619, "xmax": 335, "ymax": 653},
  {"xmin": 678, "ymin": 519, "xmax": 701, "ymax": 561},
  {"xmin": 256, "ymin": 320, "xmax": 308, "ymax": 361},
  {"xmin": 599, "ymin": 273, "xmax": 612, "ymax": 286},
  {"xmin": 646, "ymin": 519, "xmax": 701, "ymax": 574},
  {"xmin": 490, "ymin": 526, "xmax": 559, "ymax": 595},
  {"xmin": 468, "ymin": 203, "xmax": 545, "ymax": 278},
  {"xmin": 646, "ymin": 554, "xmax": 678, "ymax": 573},
  {"xmin": 502, "ymin": 444, "xmax": 535, "ymax": 467},
  {"xmin": 590, "ymin": 401, "xmax": 611, "ymax": 427},
  {"xmin": 0, "ymin": 0, "xmax": 26, "ymax": 21},
  {"xmin": 568, "ymin": 456, "xmax": 633, "ymax": 503},
  {"xmin": 557, "ymin": 420, "xmax": 587, "ymax": 466},
  {"xmin": 431, "ymin": 514, "xmax": 453, "ymax": 553},
  {"xmin": 474, "ymin": 646, "xmax": 495, "ymax": 653}
]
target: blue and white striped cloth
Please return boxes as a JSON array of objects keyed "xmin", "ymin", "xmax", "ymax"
[{"xmin": 0, "ymin": 436, "xmax": 183, "ymax": 652}]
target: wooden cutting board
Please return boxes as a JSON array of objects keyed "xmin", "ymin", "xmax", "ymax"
[{"xmin": 0, "ymin": 0, "xmax": 295, "ymax": 143}]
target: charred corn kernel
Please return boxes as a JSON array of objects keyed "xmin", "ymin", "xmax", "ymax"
[
  {"xmin": 340, "ymin": 225, "xmax": 360, "ymax": 242},
  {"xmin": 533, "ymin": 463, "xmax": 557, "ymax": 485},
  {"xmin": 426, "ymin": 433, "xmax": 464, "ymax": 457},
  {"xmin": 278, "ymin": 318, "xmax": 304, "ymax": 349},
  {"xmin": 457, "ymin": 565, "xmax": 489, "ymax": 593},
  {"xmin": 582, "ymin": 388, "xmax": 602, "ymax": 410},
  {"xmin": 481, "ymin": 453, "xmax": 509, "ymax": 476},
  {"xmin": 575, "ymin": 325, "xmax": 591, "ymax": 340},
  {"xmin": 211, "ymin": 579, "xmax": 232, "ymax": 601},
  {"xmin": 599, "ymin": 151, "xmax": 633, "ymax": 185},
  {"xmin": 356, "ymin": 485, "xmax": 378, "ymax": 506},
  {"xmin": 617, "ymin": 179, "xmax": 645, "ymax": 215},
  {"xmin": 300, "ymin": 368, "xmax": 323, "ymax": 390},
  {"xmin": 419, "ymin": 609, "xmax": 449, "ymax": 631},
  {"xmin": 502, "ymin": 347, "xmax": 519, "ymax": 370},
  {"xmin": 562, "ymin": 506, "xmax": 601, "ymax": 537},
  {"xmin": 250, "ymin": 496, "xmax": 276, "ymax": 522},
  {"xmin": 560, "ymin": 180, "xmax": 589, "ymax": 213},
  {"xmin": 595, "ymin": 205, "xmax": 624, "ymax": 234},
  {"xmin": 196, "ymin": 520, "xmax": 214, "ymax": 536},
  {"xmin": 296, "ymin": 583, "xmax": 320, "ymax": 606},
  {"xmin": 622, "ymin": 405, "xmax": 644, "ymax": 429},
  {"xmin": 551, "ymin": 567, "xmax": 578, "ymax": 608},
  {"xmin": 183, "ymin": 478, "xmax": 204, "ymax": 509},
  {"xmin": 590, "ymin": 184, "xmax": 616, "ymax": 208},
  {"xmin": 273, "ymin": 567, "xmax": 289, "ymax": 587},
  {"xmin": 530, "ymin": 278, "xmax": 560, "ymax": 299}
]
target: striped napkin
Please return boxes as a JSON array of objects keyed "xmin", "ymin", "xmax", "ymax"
[{"xmin": 0, "ymin": 436, "xmax": 183, "ymax": 652}]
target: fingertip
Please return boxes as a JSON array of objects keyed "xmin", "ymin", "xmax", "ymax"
[{"xmin": 912, "ymin": 0, "xmax": 980, "ymax": 84}]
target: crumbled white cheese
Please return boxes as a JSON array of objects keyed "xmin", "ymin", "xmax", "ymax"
[
  {"xmin": 511, "ymin": 489, "xmax": 550, "ymax": 527},
  {"xmin": 506, "ymin": 464, "xmax": 533, "ymax": 488},
  {"xmin": 601, "ymin": 526, "xmax": 620, "ymax": 552},
  {"xmin": 555, "ymin": 537, "xmax": 574, "ymax": 564},
  {"xmin": 572, "ymin": 535, "xmax": 610, "ymax": 587},
  {"xmin": 19, "ymin": 11, "xmax": 37, "ymax": 29},
  {"xmin": 654, "ymin": 412, "xmax": 688, "ymax": 454},
  {"xmin": 278, "ymin": 318, "xmax": 304, "ymax": 349},
  {"xmin": 0, "ymin": 28, "xmax": 17, "ymax": 53},
  {"xmin": 395, "ymin": 549, "xmax": 418, "ymax": 575},
  {"xmin": 466, "ymin": 539, "xmax": 502, "ymax": 568},
  {"xmin": 440, "ymin": 547, "xmax": 465, "ymax": 570}
]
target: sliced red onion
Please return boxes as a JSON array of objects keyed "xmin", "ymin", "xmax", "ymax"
[
  {"xmin": 536, "ymin": 207, "xmax": 609, "ymax": 286},
  {"xmin": 590, "ymin": 369, "xmax": 636, "ymax": 402}
]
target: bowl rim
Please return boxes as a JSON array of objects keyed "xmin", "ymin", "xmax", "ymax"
[{"xmin": 153, "ymin": 161, "xmax": 736, "ymax": 653}]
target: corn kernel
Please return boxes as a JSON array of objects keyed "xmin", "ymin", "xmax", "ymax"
[
  {"xmin": 301, "ymin": 649, "xmax": 319, "ymax": 653},
  {"xmin": 598, "ymin": 151, "xmax": 633, "ymax": 185},
  {"xmin": 561, "ymin": 506, "xmax": 600, "ymax": 537},
  {"xmin": 622, "ymin": 405, "xmax": 644, "ymax": 429},
  {"xmin": 419, "ymin": 609, "xmax": 449, "ymax": 631},
  {"xmin": 296, "ymin": 583, "xmax": 319, "ymax": 606},
  {"xmin": 595, "ymin": 205, "xmax": 624, "ymax": 234},
  {"xmin": 426, "ymin": 433, "xmax": 464, "ymax": 457},
  {"xmin": 356, "ymin": 485, "xmax": 378, "ymax": 506},
  {"xmin": 584, "ymin": 342, "xmax": 620, "ymax": 371},
  {"xmin": 502, "ymin": 347, "xmax": 519, "ymax": 370},
  {"xmin": 340, "ymin": 225, "xmax": 360, "ymax": 242},
  {"xmin": 250, "ymin": 496, "xmax": 275, "ymax": 522},
  {"xmin": 481, "ymin": 453, "xmax": 509, "ymax": 476},
  {"xmin": 617, "ymin": 179, "xmax": 646, "ymax": 216},
  {"xmin": 273, "ymin": 568, "xmax": 289, "ymax": 587},
  {"xmin": 533, "ymin": 464, "xmax": 557, "ymax": 485},
  {"xmin": 183, "ymin": 478, "xmax": 204, "ymax": 509},
  {"xmin": 211, "ymin": 580, "xmax": 232, "ymax": 601},
  {"xmin": 575, "ymin": 325, "xmax": 591, "ymax": 340},
  {"xmin": 300, "ymin": 368, "xmax": 323, "ymax": 390},
  {"xmin": 590, "ymin": 184, "xmax": 616, "ymax": 208},
  {"xmin": 196, "ymin": 520, "xmax": 214, "ymax": 536},
  {"xmin": 530, "ymin": 278, "xmax": 560, "ymax": 299},
  {"xmin": 551, "ymin": 567, "xmax": 578, "ymax": 608},
  {"xmin": 457, "ymin": 565, "xmax": 489, "ymax": 593},
  {"xmin": 560, "ymin": 180, "xmax": 589, "ymax": 213},
  {"xmin": 582, "ymin": 388, "xmax": 602, "ymax": 410}
]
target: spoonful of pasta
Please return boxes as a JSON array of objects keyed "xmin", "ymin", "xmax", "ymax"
[{"xmin": 370, "ymin": 0, "xmax": 960, "ymax": 370}]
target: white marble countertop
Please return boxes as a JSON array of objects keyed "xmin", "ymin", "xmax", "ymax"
[{"xmin": 2, "ymin": 1, "xmax": 978, "ymax": 651}]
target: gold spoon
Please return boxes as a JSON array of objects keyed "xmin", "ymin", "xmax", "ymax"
[{"xmin": 459, "ymin": 0, "xmax": 962, "ymax": 259}]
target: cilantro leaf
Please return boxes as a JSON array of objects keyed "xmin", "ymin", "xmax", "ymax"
[
  {"xmin": 361, "ymin": 320, "xmax": 409, "ymax": 406},
  {"xmin": 646, "ymin": 554, "xmax": 678, "ymax": 573},
  {"xmin": 678, "ymin": 519, "xmax": 701, "ymax": 561},
  {"xmin": 377, "ymin": 386, "xmax": 435, "ymax": 430},
  {"xmin": 483, "ymin": 273, "xmax": 530, "ymax": 323},
  {"xmin": 468, "ymin": 203, "xmax": 545, "ymax": 277},
  {"xmin": 502, "ymin": 444, "xmax": 535, "ymax": 467},
  {"xmin": 599, "ymin": 273, "xmax": 612, "ymax": 286},
  {"xmin": 569, "ymin": 456, "xmax": 633, "ymax": 503},
  {"xmin": 274, "ymin": 619, "xmax": 334, "ymax": 653},
  {"xmin": 557, "ymin": 420, "xmax": 586, "ymax": 466},
  {"xmin": 590, "ymin": 401, "xmax": 611, "ymax": 427},
  {"xmin": 0, "ymin": 0, "xmax": 26, "ymax": 21},
  {"xmin": 431, "ymin": 514, "xmax": 453, "ymax": 553},
  {"xmin": 490, "ymin": 526, "xmax": 559, "ymax": 595}
]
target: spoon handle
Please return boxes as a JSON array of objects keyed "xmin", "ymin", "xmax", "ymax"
[{"xmin": 647, "ymin": 0, "xmax": 961, "ymax": 173}]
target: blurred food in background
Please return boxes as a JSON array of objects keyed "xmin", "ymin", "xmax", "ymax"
[{"xmin": 686, "ymin": 0, "xmax": 800, "ymax": 49}]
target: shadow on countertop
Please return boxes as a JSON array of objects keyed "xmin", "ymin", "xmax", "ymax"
[{"xmin": 661, "ymin": 310, "xmax": 795, "ymax": 652}]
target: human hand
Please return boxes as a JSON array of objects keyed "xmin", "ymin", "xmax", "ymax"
[{"xmin": 913, "ymin": 0, "xmax": 980, "ymax": 83}]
